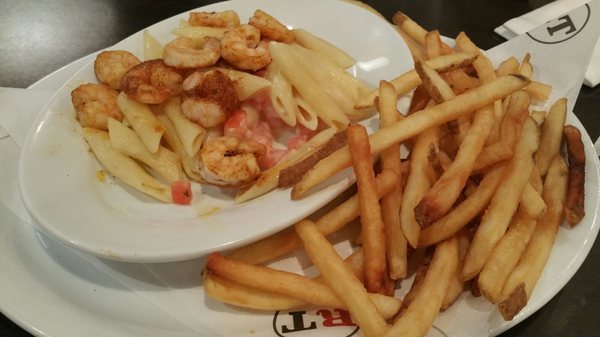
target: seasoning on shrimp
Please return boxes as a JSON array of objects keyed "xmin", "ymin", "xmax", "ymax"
[
  {"xmin": 71, "ymin": 83, "xmax": 124, "ymax": 131},
  {"xmin": 249, "ymin": 9, "xmax": 295, "ymax": 43},
  {"xmin": 163, "ymin": 37, "xmax": 221, "ymax": 69},
  {"xmin": 94, "ymin": 50, "xmax": 141, "ymax": 90},
  {"xmin": 120, "ymin": 59, "xmax": 183, "ymax": 104},
  {"xmin": 220, "ymin": 24, "xmax": 271, "ymax": 71},
  {"xmin": 199, "ymin": 136, "xmax": 266, "ymax": 187},
  {"xmin": 189, "ymin": 10, "xmax": 241, "ymax": 28},
  {"xmin": 181, "ymin": 69, "xmax": 239, "ymax": 128}
]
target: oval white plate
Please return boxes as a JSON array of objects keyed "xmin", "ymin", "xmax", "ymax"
[{"xmin": 17, "ymin": 0, "xmax": 413, "ymax": 262}]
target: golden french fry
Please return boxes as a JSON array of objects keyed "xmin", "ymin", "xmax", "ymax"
[
  {"xmin": 295, "ymin": 220, "xmax": 390, "ymax": 337},
  {"xmin": 378, "ymin": 80, "xmax": 408, "ymax": 279},
  {"xmin": 228, "ymin": 169, "xmax": 399, "ymax": 265},
  {"xmin": 415, "ymin": 104, "xmax": 494, "ymax": 226},
  {"xmin": 400, "ymin": 101, "xmax": 439, "ymax": 248},
  {"xmin": 419, "ymin": 164, "xmax": 506, "ymax": 247},
  {"xmin": 442, "ymin": 229, "xmax": 471, "ymax": 310},
  {"xmin": 203, "ymin": 271, "xmax": 305, "ymax": 310},
  {"xmin": 473, "ymin": 90, "xmax": 531, "ymax": 172},
  {"xmin": 392, "ymin": 11, "xmax": 453, "ymax": 54},
  {"xmin": 495, "ymin": 56, "xmax": 519, "ymax": 77},
  {"xmin": 205, "ymin": 252, "xmax": 401, "ymax": 319},
  {"xmin": 293, "ymin": 74, "xmax": 530, "ymax": 199},
  {"xmin": 396, "ymin": 27, "xmax": 427, "ymax": 61},
  {"xmin": 462, "ymin": 118, "xmax": 540, "ymax": 281},
  {"xmin": 425, "ymin": 29, "xmax": 445, "ymax": 59},
  {"xmin": 563, "ymin": 125, "xmax": 586, "ymax": 226},
  {"xmin": 526, "ymin": 81, "xmax": 553, "ymax": 102},
  {"xmin": 536, "ymin": 98, "xmax": 567, "ymax": 176},
  {"xmin": 516, "ymin": 53, "xmax": 533, "ymax": 78},
  {"xmin": 347, "ymin": 124, "xmax": 387, "ymax": 293},
  {"xmin": 478, "ymin": 210, "xmax": 537, "ymax": 303},
  {"xmin": 355, "ymin": 52, "xmax": 478, "ymax": 109},
  {"xmin": 519, "ymin": 183, "xmax": 547, "ymax": 219},
  {"xmin": 384, "ymin": 237, "xmax": 459, "ymax": 337},
  {"xmin": 442, "ymin": 69, "xmax": 480, "ymax": 95},
  {"xmin": 499, "ymin": 156, "xmax": 568, "ymax": 320},
  {"xmin": 530, "ymin": 110, "xmax": 547, "ymax": 125}
]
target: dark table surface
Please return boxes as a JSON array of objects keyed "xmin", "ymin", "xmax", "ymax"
[{"xmin": 1, "ymin": 0, "xmax": 599, "ymax": 336}]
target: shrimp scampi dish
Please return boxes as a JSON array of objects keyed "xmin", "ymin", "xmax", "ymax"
[{"xmin": 71, "ymin": 8, "xmax": 372, "ymax": 205}]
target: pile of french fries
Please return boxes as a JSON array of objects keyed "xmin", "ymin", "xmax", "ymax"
[{"xmin": 203, "ymin": 9, "xmax": 587, "ymax": 337}]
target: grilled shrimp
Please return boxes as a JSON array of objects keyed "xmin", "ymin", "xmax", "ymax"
[
  {"xmin": 220, "ymin": 24, "xmax": 271, "ymax": 71},
  {"xmin": 249, "ymin": 9, "xmax": 295, "ymax": 43},
  {"xmin": 94, "ymin": 50, "xmax": 141, "ymax": 90},
  {"xmin": 181, "ymin": 69, "xmax": 239, "ymax": 128},
  {"xmin": 163, "ymin": 37, "xmax": 221, "ymax": 69},
  {"xmin": 199, "ymin": 136, "xmax": 266, "ymax": 187},
  {"xmin": 120, "ymin": 59, "xmax": 183, "ymax": 104},
  {"xmin": 71, "ymin": 83, "xmax": 123, "ymax": 131},
  {"xmin": 188, "ymin": 10, "xmax": 240, "ymax": 28}
]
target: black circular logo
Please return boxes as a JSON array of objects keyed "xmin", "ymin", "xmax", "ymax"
[{"xmin": 527, "ymin": 4, "xmax": 591, "ymax": 44}]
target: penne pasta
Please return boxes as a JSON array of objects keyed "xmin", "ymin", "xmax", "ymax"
[
  {"xmin": 264, "ymin": 64, "xmax": 298, "ymax": 126},
  {"xmin": 142, "ymin": 29, "xmax": 163, "ymax": 60},
  {"xmin": 82, "ymin": 127, "xmax": 171, "ymax": 202},
  {"xmin": 117, "ymin": 92, "xmax": 164, "ymax": 153},
  {"xmin": 293, "ymin": 28, "xmax": 355, "ymax": 69},
  {"xmin": 294, "ymin": 94, "xmax": 320, "ymax": 131},
  {"xmin": 270, "ymin": 42, "xmax": 350, "ymax": 131},
  {"xmin": 221, "ymin": 68, "xmax": 272, "ymax": 101},
  {"xmin": 162, "ymin": 97, "xmax": 206, "ymax": 157},
  {"xmin": 156, "ymin": 114, "xmax": 205, "ymax": 183},
  {"xmin": 171, "ymin": 26, "xmax": 228, "ymax": 46},
  {"xmin": 108, "ymin": 118, "xmax": 182, "ymax": 184}
]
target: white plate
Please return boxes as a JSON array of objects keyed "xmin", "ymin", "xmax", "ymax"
[
  {"xmin": 17, "ymin": 0, "xmax": 413, "ymax": 262},
  {"xmin": 2, "ymin": 1, "xmax": 599, "ymax": 337}
]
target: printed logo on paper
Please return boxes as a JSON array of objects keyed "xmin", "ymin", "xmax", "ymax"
[
  {"xmin": 272, "ymin": 309, "xmax": 450, "ymax": 336},
  {"xmin": 527, "ymin": 4, "xmax": 591, "ymax": 44}
]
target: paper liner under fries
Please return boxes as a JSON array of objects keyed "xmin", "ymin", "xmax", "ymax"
[{"xmin": 487, "ymin": 0, "xmax": 600, "ymax": 111}]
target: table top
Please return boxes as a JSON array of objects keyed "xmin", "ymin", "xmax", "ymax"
[{"xmin": 1, "ymin": 0, "xmax": 599, "ymax": 336}]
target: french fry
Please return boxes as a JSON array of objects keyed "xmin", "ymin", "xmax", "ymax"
[
  {"xmin": 425, "ymin": 30, "xmax": 445, "ymax": 59},
  {"xmin": 478, "ymin": 210, "xmax": 537, "ymax": 304},
  {"xmin": 563, "ymin": 125, "xmax": 586, "ymax": 226},
  {"xmin": 536, "ymin": 98, "xmax": 567, "ymax": 176},
  {"xmin": 293, "ymin": 74, "xmax": 530, "ymax": 199},
  {"xmin": 347, "ymin": 124, "xmax": 387, "ymax": 293},
  {"xmin": 516, "ymin": 53, "xmax": 533, "ymax": 78},
  {"xmin": 526, "ymin": 81, "xmax": 553, "ymax": 102},
  {"xmin": 378, "ymin": 81, "xmax": 408, "ymax": 279},
  {"xmin": 473, "ymin": 90, "xmax": 531, "ymax": 172},
  {"xmin": 442, "ymin": 229, "xmax": 471, "ymax": 310},
  {"xmin": 495, "ymin": 56, "xmax": 519, "ymax": 77},
  {"xmin": 519, "ymin": 183, "xmax": 547, "ymax": 219},
  {"xmin": 415, "ymin": 103, "xmax": 494, "ymax": 226},
  {"xmin": 462, "ymin": 118, "xmax": 540, "ymax": 281},
  {"xmin": 228, "ymin": 169, "xmax": 399, "ymax": 265},
  {"xmin": 396, "ymin": 28, "xmax": 427, "ymax": 61},
  {"xmin": 205, "ymin": 249, "xmax": 367, "ymax": 311},
  {"xmin": 418, "ymin": 163, "xmax": 506, "ymax": 247},
  {"xmin": 392, "ymin": 11, "xmax": 453, "ymax": 54},
  {"xmin": 499, "ymin": 156, "xmax": 568, "ymax": 320},
  {"xmin": 384, "ymin": 237, "xmax": 459, "ymax": 337},
  {"xmin": 442, "ymin": 69, "xmax": 480, "ymax": 95},
  {"xmin": 205, "ymin": 252, "xmax": 401, "ymax": 320},
  {"xmin": 295, "ymin": 220, "xmax": 390, "ymax": 337},
  {"xmin": 203, "ymin": 271, "xmax": 305, "ymax": 310},
  {"xmin": 400, "ymin": 101, "xmax": 439, "ymax": 248},
  {"xmin": 530, "ymin": 110, "xmax": 547, "ymax": 125},
  {"xmin": 355, "ymin": 52, "xmax": 478, "ymax": 109}
]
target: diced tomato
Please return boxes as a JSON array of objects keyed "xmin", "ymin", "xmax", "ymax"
[
  {"xmin": 171, "ymin": 180, "xmax": 192, "ymax": 205},
  {"xmin": 258, "ymin": 148, "xmax": 289, "ymax": 170},
  {"xmin": 223, "ymin": 109, "xmax": 248, "ymax": 139}
]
